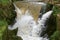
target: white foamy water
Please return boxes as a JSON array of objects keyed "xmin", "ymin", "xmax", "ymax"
[{"xmin": 8, "ymin": 3, "xmax": 53, "ymax": 40}]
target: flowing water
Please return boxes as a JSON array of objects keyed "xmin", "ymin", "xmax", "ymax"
[{"xmin": 8, "ymin": 2, "xmax": 53, "ymax": 40}]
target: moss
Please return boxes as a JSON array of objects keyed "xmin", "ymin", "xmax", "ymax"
[
  {"xmin": 53, "ymin": 6, "xmax": 60, "ymax": 16},
  {"xmin": 0, "ymin": 20, "xmax": 7, "ymax": 40},
  {"xmin": 50, "ymin": 31, "xmax": 60, "ymax": 40},
  {"xmin": 50, "ymin": 5, "xmax": 60, "ymax": 40}
]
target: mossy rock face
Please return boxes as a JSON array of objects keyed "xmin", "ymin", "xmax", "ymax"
[
  {"xmin": 42, "ymin": 0, "xmax": 60, "ymax": 4},
  {"xmin": 2, "ymin": 29, "xmax": 22, "ymax": 40},
  {"xmin": 49, "ymin": 5, "xmax": 60, "ymax": 40},
  {"xmin": 53, "ymin": 6, "xmax": 60, "ymax": 15},
  {"xmin": 0, "ymin": 1, "xmax": 16, "ymax": 25},
  {"xmin": 0, "ymin": 20, "xmax": 22, "ymax": 40},
  {"xmin": 57, "ymin": 14, "xmax": 60, "ymax": 31},
  {"xmin": 0, "ymin": 20, "xmax": 7, "ymax": 40},
  {"xmin": 53, "ymin": 6, "xmax": 60, "ymax": 31},
  {"xmin": 0, "ymin": 0, "xmax": 10, "ymax": 7},
  {"xmin": 50, "ymin": 31, "xmax": 60, "ymax": 40}
]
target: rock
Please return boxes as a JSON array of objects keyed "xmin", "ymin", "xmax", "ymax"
[{"xmin": 57, "ymin": 14, "xmax": 60, "ymax": 31}]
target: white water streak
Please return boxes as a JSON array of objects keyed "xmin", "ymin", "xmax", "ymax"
[{"xmin": 8, "ymin": 3, "xmax": 53, "ymax": 40}]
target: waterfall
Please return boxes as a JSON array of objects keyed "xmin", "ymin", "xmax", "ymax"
[{"xmin": 8, "ymin": 2, "xmax": 53, "ymax": 40}]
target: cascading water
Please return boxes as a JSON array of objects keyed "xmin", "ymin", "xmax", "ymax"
[{"xmin": 8, "ymin": 1, "xmax": 53, "ymax": 40}]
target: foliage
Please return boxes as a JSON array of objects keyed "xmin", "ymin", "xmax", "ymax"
[
  {"xmin": 50, "ymin": 31, "xmax": 60, "ymax": 40},
  {"xmin": 53, "ymin": 6, "xmax": 60, "ymax": 16},
  {"xmin": 50, "ymin": 5, "xmax": 60, "ymax": 40},
  {"xmin": 0, "ymin": 20, "xmax": 7, "ymax": 40}
]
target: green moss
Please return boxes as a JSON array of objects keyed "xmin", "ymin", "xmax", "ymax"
[
  {"xmin": 53, "ymin": 6, "xmax": 60, "ymax": 16},
  {"xmin": 0, "ymin": 0, "xmax": 9, "ymax": 6},
  {"xmin": 0, "ymin": 20, "xmax": 7, "ymax": 40},
  {"xmin": 50, "ymin": 5, "xmax": 60, "ymax": 40},
  {"xmin": 50, "ymin": 31, "xmax": 60, "ymax": 40}
]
